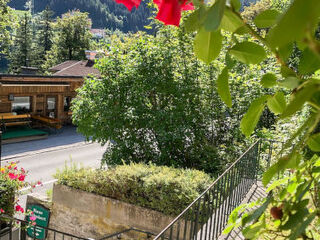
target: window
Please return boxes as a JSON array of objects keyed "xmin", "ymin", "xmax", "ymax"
[
  {"xmin": 64, "ymin": 97, "xmax": 72, "ymax": 112},
  {"xmin": 12, "ymin": 96, "xmax": 31, "ymax": 114},
  {"xmin": 47, "ymin": 97, "xmax": 56, "ymax": 110}
]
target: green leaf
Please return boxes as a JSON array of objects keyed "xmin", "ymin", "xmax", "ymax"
[
  {"xmin": 280, "ymin": 66, "xmax": 296, "ymax": 78},
  {"xmin": 254, "ymin": 9, "xmax": 280, "ymax": 28},
  {"xmin": 286, "ymin": 152, "xmax": 302, "ymax": 169},
  {"xmin": 299, "ymin": 47, "xmax": 320, "ymax": 75},
  {"xmin": 230, "ymin": 0, "xmax": 241, "ymax": 11},
  {"xmin": 267, "ymin": 92, "xmax": 286, "ymax": 115},
  {"xmin": 242, "ymin": 198, "xmax": 271, "ymax": 225},
  {"xmin": 234, "ymin": 25, "xmax": 250, "ymax": 35},
  {"xmin": 281, "ymin": 84, "xmax": 319, "ymax": 118},
  {"xmin": 194, "ymin": 28, "xmax": 223, "ymax": 64},
  {"xmin": 184, "ymin": 8, "xmax": 206, "ymax": 33},
  {"xmin": 240, "ymin": 95, "xmax": 269, "ymax": 137},
  {"xmin": 243, "ymin": 220, "xmax": 265, "ymax": 239},
  {"xmin": 229, "ymin": 41, "xmax": 267, "ymax": 65},
  {"xmin": 262, "ymin": 156, "xmax": 290, "ymax": 186},
  {"xmin": 278, "ymin": 43, "xmax": 294, "ymax": 62},
  {"xmin": 263, "ymin": 152, "xmax": 301, "ymax": 186},
  {"xmin": 225, "ymin": 53, "xmax": 236, "ymax": 69},
  {"xmin": 261, "ymin": 73, "xmax": 277, "ymax": 88},
  {"xmin": 289, "ymin": 213, "xmax": 316, "ymax": 240},
  {"xmin": 220, "ymin": 8, "xmax": 244, "ymax": 33},
  {"xmin": 281, "ymin": 208, "xmax": 309, "ymax": 231},
  {"xmin": 278, "ymin": 76, "xmax": 299, "ymax": 89},
  {"xmin": 307, "ymin": 133, "xmax": 320, "ymax": 152},
  {"xmin": 267, "ymin": 0, "xmax": 320, "ymax": 49},
  {"xmin": 217, "ymin": 67, "xmax": 232, "ymax": 107},
  {"xmin": 266, "ymin": 176, "xmax": 290, "ymax": 192},
  {"xmin": 204, "ymin": 0, "xmax": 226, "ymax": 31}
]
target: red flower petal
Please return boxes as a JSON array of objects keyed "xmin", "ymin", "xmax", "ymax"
[
  {"xmin": 18, "ymin": 174, "xmax": 26, "ymax": 181},
  {"xmin": 154, "ymin": 0, "xmax": 194, "ymax": 26},
  {"xmin": 155, "ymin": 0, "xmax": 182, "ymax": 26},
  {"xmin": 9, "ymin": 173, "xmax": 18, "ymax": 180},
  {"xmin": 115, "ymin": 0, "xmax": 141, "ymax": 11}
]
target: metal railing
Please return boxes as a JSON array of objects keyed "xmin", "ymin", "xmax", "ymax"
[
  {"xmin": 99, "ymin": 227, "xmax": 155, "ymax": 240},
  {"xmin": 0, "ymin": 215, "xmax": 89, "ymax": 240},
  {"xmin": 153, "ymin": 139, "xmax": 274, "ymax": 240}
]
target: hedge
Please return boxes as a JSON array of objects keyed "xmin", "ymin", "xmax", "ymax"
[{"xmin": 54, "ymin": 163, "xmax": 213, "ymax": 216}]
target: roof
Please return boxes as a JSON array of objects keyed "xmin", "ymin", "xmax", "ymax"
[
  {"xmin": 51, "ymin": 60, "xmax": 101, "ymax": 77},
  {"xmin": 49, "ymin": 60, "xmax": 79, "ymax": 73}
]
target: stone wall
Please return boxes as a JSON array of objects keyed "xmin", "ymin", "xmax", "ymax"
[{"xmin": 49, "ymin": 184, "xmax": 180, "ymax": 239}]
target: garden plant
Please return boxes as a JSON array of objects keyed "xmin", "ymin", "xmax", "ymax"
[{"xmin": 0, "ymin": 162, "xmax": 39, "ymax": 229}]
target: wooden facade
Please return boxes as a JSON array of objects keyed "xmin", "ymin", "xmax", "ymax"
[{"xmin": 0, "ymin": 74, "xmax": 83, "ymax": 124}]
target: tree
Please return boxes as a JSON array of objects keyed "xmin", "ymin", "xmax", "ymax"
[
  {"xmin": 43, "ymin": 10, "xmax": 92, "ymax": 69},
  {"xmin": 72, "ymin": 25, "xmax": 275, "ymax": 174},
  {"xmin": 33, "ymin": 6, "xmax": 54, "ymax": 71},
  {"xmin": 8, "ymin": 12, "xmax": 34, "ymax": 73},
  {"xmin": 0, "ymin": 0, "xmax": 14, "ymax": 57}
]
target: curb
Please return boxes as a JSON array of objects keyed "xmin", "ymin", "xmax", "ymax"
[{"xmin": 1, "ymin": 141, "xmax": 94, "ymax": 161}]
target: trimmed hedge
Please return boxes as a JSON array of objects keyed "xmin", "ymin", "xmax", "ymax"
[{"xmin": 54, "ymin": 163, "xmax": 213, "ymax": 216}]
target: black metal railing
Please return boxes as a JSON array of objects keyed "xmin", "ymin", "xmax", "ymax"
[
  {"xmin": 98, "ymin": 227, "xmax": 155, "ymax": 239},
  {"xmin": 153, "ymin": 139, "xmax": 272, "ymax": 240},
  {"xmin": 0, "ymin": 215, "xmax": 89, "ymax": 240}
]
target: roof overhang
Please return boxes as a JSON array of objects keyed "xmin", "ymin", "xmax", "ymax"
[{"xmin": 0, "ymin": 81, "xmax": 70, "ymax": 87}]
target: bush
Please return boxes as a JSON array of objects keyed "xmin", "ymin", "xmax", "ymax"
[{"xmin": 54, "ymin": 163, "xmax": 213, "ymax": 216}]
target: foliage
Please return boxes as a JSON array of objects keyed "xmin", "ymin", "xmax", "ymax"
[
  {"xmin": 54, "ymin": 162, "xmax": 213, "ymax": 216},
  {"xmin": 0, "ymin": 0, "xmax": 14, "ymax": 57},
  {"xmin": 72, "ymin": 25, "xmax": 275, "ymax": 173},
  {"xmin": 154, "ymin": 0, "xmax": 320, "ymax": 238},
  {"xmin": 8, "ymin": 0, "xmax": 152, "ymax": 32},
  {"xmin": 32, "ymin": 6, "xmax": 54, "ymax": 72},
  {"xmin": 111, "ymin": 0, "xmax": 320, "ymax": 237},
  {"xmin": 43, "ymin": 10, "xmax": 92, "ymax": 70},
  {"xmin": 8, "ymin": 12, "xmax": 34, "ymax": 73}
]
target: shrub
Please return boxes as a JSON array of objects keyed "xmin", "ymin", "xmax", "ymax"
[{"xmin": 54, "ymin": 163, "xmax": 213, "ymax": 216}]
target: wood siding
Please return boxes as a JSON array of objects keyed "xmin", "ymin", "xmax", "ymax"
[{"xmin": 0, "ymin": 75, "xmax": 83, "ymax": 123}]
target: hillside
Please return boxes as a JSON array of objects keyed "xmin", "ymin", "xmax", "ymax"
[
  {"xmin": 8, "ymin": 0, "xmax": 258, "ymax": 32},
  {"xmin": 8, "ymin": 0, "xmax": 152, "ymax": 32}
]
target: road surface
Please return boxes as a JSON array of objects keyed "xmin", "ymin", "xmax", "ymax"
[{"xmin": 0, "ymin": 127, "xmax": 107, "ymax": 211}]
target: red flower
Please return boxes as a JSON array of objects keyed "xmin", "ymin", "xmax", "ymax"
[
  {"xmin": 154, "ymin": 0, "xmax": 194, "ymax": 26},
  {"xmin": 115, "ymin": 0, "xmax": 141, "ymax": 11},
  {"xmin": 113, "ymin": 0, "xmax": 193, "ymax": 26},
  {"xmin": 8, "ymin": 173, "xmax": 18, "ymax": 180},
  {"xmin": 18, "ymin": 174, "xmax": 26, "ymax": 181},
  {"xmin": 15, "ymin": 205, "xmax": 24, "ymax": 213},
  {"xmin": 0, "ymin": 208, "xmax": 4, "ymax": 213}
]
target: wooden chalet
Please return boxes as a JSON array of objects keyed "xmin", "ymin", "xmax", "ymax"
[{"xmin": 0, "ymin": 58, "xmax": 100, "ymax": 131}]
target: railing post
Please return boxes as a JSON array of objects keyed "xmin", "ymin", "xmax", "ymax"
[{"xmin": 267, "ymin": 140, "xmax": 273, "ymax": 169}]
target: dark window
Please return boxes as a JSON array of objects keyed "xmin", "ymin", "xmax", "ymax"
[
  {"xmin": 12, "ymin": 96, "xmax": 31, "ymax": 114},
  {"xmin": 64, "ymin": 97, "xmax": 72, "ymax": 112}
]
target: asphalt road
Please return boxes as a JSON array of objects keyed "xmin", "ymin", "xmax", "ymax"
[{"xmin": 0, "ymin": 127, "xmax": 107, "ymax": 211}]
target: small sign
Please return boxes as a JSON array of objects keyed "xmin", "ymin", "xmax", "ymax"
[{"xmin": 26, "ymin": 204, "xmax": 50, "ymax": 240}]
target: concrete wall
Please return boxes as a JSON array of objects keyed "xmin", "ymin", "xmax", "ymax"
[{"xmin": 49, "ymin": 184, "xmax": 179, "ymax": 239}]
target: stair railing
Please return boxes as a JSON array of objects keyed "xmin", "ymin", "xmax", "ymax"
[{"xmin": 154, "ymin": 140, "xmax": 262, "ymax": 240}]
